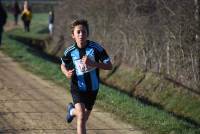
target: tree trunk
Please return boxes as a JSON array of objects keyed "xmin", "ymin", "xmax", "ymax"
[
  {"xmin": 194, "ymin": 0, "xmax": 200, "ymax": 89},
  {"xmin": 166, "ymin": 41, "xmax": 170, "ymax": 74}
]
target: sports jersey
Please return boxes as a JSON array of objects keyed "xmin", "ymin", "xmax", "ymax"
[{"xmin": 61, "ymin": 40, "xmax": 111, "ymax": 92}]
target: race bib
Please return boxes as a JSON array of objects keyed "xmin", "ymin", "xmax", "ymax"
[{"xmin": 74, "ymin": 59, "xmax": 96, "ymax": 75}]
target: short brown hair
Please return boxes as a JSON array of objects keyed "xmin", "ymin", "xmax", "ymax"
[{"xmin": 71, "ymin": 19, "xmax": 89, "ymax": 36}]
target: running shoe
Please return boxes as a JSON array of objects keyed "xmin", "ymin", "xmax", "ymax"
[{"xmin": 66, "ymin": 102, "xmax": 74, "ymax": 123}]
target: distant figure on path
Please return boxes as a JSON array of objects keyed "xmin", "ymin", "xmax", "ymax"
[
  {"xmin": 0, "ymin": 1, "xmax": 7, "ymax": 47},
  {"xmin": 13, "ymin": 0, "xmax": 21, "ymax": 25},
  {"xmin": 48, "ymin": 10, "xmax": 54, "ymax": 35},
  {"xmin": 21, "ymin": 0, "xmax": 32, "ymax": 32}
]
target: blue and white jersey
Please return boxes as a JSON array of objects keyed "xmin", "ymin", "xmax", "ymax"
[{"xmin": 61, "ymin": 40, "xmax": 111, "ymax": 92}]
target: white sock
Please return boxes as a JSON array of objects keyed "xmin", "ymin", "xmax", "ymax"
[{"xmin": 70, "ymin": 108, "xmax": 74, "ymax": 116}]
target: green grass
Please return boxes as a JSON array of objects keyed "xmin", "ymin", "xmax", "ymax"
[
  {"xmin": 137, "ymin": 73, "xmax": 200, "ymax": 124},
  {"xmin": 1, "ymin": 13, "xmax": 200, "ymax": 134},
  {"xmin": 97, "ymin": 84, "xmax": 199, "ymax": 134}
]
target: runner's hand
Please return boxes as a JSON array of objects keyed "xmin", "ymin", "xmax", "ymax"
[{"xmin": 65, "ymin": 69, "xmax": 74, "ymax": 78}]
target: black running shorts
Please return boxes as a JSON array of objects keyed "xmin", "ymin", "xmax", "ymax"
[{"xmin": 70, "ymin": 89, "xmax": 98, "ymax": 110}]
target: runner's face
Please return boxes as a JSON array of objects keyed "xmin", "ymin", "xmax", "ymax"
[{"xmin": 72, "ymin": 25, "xmax": 88, "ymax": 48}]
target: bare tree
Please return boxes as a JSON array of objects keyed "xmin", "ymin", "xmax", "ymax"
[
  {"xmin": 194, "ymin": 0, "xmax": 200, "ymax": 89},
  {"xmin": 50, "ymin": 0, "xmax": 200, "ymax": 90}
]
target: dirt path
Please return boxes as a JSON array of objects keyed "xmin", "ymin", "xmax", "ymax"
[{"xmin": 0, "ymin": 52, "xmax": 143, "ymax": 134}]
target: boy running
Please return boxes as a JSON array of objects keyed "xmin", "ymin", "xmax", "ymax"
[{"xmin": 61, "ymin": 19, "xmax": 112, "ymax": 134}]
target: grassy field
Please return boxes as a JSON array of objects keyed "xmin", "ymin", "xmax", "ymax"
[{"xmin": 1, "ymin": 13, "xmax": 200, "ymax": 134}]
